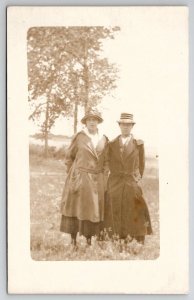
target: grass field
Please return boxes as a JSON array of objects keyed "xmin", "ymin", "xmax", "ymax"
[{"xmin": 30, "ymin": 151, "xmax": 159, "ymax": 260}]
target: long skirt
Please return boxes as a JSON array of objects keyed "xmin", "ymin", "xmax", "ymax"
[{"xmin": 60, "ymin": 215, "xmax": 104, "ymax": 238}]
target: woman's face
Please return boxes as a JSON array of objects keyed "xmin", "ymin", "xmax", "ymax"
[
  {"xmin": 119, "ymin": 123, "xmax": 134, "ymax": 136},
  {"xmin": 85, "ymin": 117, "xmax": 99, "ymax": 133}
]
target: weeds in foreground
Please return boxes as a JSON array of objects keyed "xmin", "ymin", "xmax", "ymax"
[{"xmin": 30, "ymin": 155, "xmax": 159, "ymax": 261}]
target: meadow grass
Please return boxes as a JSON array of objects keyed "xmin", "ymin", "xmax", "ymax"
[{"xmin": 30, "ymin": 154, "xmax": 159, "ymax": 260}]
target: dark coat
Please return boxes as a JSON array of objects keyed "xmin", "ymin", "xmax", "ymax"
[
  {"xmin": 61, "ymin": 131, "xmax": 109, "ymax": 223},
  {"xmin": 106, "ymin": 135, "xmax": 152, "ymax": 238}
]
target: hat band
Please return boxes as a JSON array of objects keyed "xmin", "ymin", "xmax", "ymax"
[{"xmin": 118, "ymin": 118, "xmax": 135, "ymax": 123}]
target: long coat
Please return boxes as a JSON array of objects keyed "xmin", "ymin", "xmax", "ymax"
[
  {"xmin": 61, "ymin": 131, "xmax": 109, "ymax": 223},
  {"xmin": 106, "ymin": 135, "xmax": 152, "ymax": 238}
]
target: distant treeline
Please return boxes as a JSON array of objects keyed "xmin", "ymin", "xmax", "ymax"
[{"xmin": 30, "ymin": 133, "xmax": 72, "ymax": 140}]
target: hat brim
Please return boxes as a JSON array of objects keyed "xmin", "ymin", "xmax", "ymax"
[
  {"xmin": 117, "ymin": 120, "xmax": 135, "ymax": 124},
  {"xmin": 81, "ymin": 115, "xmax": 103, "ymax": 124}
]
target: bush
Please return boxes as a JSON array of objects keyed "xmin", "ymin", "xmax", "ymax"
[
  {"xmin": 53, "ymin": 146, "xmax": 67, "ymax": 159},
  {"xmin": 29, "ymin": 143, "xmax": 67, "ymax": 159},
  {"xmin": 29, "ymin": 143, "xmax": 44, "ymax": 157}
]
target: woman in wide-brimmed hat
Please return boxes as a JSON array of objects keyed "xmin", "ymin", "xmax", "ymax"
[{"xmin": 60, "ymin": 108, "xmax": 109, "ymax": 246}]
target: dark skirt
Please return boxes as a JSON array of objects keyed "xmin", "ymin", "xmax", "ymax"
[{"xmin": 60, "ymin": 215, "xmax": 104, "ymax": 238}]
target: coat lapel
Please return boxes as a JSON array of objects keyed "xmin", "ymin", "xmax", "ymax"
[
  {"xmin": 96, "ymin": 136, "xmax": 107, "ymax": 157},
  {"xmin": 111, "ymin": 135, "xmax": 136, "ymax": 164},
  {"xmin": 122, "ymin": 136, "xmax": 136, "ymax": 160},
  {"xmin": 87, "ymin": 139, "xmax": 99, "ymax": 159},
  {"xmin": 82, "ymin": 131, "xmax": 99, "ymax": 160},
  {"xmin": 111, "ymin": 136, "xmax": 124, "ymax": 164}
]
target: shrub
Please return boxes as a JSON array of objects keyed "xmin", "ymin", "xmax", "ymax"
[
  {"xmin": 53, "ymin": 146, "xmax": 67, "ymax": 159},
  {"xmin": 29, "ymin": 143, "xmax": 44, "ymax": 157},
  {"xmin": 29, "ymin": 143, "xmax": 67, "ymax": 159}
]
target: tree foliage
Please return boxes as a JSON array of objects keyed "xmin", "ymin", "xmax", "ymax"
[{"xmin": 27, "ymin": 26, "xmax": 120, "ymax": 155}]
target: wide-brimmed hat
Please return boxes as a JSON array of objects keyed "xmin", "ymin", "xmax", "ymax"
[
  {"xmin": 117, "ymin": 113, "xmax": 136, "ymax": 124},
  {"xmin": 81, "ymin": 108, "xmax": 103, "ymax": 124}
]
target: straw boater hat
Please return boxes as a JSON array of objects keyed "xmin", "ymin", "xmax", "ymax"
[
  {"xmin": 117, "ymin": 113, "xmax": 136, "ymax": 124},
  {"xmin": 81, "ymin": 108, "xmax": 103, "ymax": 124}
]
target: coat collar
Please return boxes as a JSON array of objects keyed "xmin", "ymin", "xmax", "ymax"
[
  {"xmin": 111, "ymin": 135, "xmax": 136, "ymax": 162},
  {"xmin": 81, "ymin": 130, "xmax": 106, "ymax": 160},
  {"xmin": 110, "ymin": 135, "xmax": 123, "ymax": 163},
  {"xmin": 119, "ymin": 135, "xmax": 135, "ymax": 160}
]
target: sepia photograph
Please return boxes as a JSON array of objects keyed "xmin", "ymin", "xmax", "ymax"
[
  {"xmin": 8, "ymin": 6, "xmax": 188, "ymax": 293},
  {"xmin": 28, "ymin": 26, "xmax": 159, "ymax": 261}
]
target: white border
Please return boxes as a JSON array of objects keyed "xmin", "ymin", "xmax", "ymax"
[{"xmin": 7, "ymin": 6, "xmax": 189, "ymax": 294}]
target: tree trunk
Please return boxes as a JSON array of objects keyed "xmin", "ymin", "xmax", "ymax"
[
  {"xmin": 44, "ymin": 100, "xmax": 49, "ymax": 158},
  {"xmin": 73, "ymin": 73, "xmax": 78, "ymax": 134},
  {"xmin": 74, "ymin": 101, "xmax": 78, "ymax": 134},
  {"xmin": 83, "ymin": 39, "xmax": 89, "ymax": 112}
]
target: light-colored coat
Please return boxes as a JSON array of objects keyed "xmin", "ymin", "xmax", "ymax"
[{"xmin": 61, "ymin": 131, "xmax": 109, "ymax": 223}]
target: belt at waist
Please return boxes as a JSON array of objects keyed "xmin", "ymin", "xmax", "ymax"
[
  {"xmin": 110, "ymin": 171, "xmax": 134, "ymax": 177},
  {"xmin": 77, "ymin": 167, "xmax": 103, "ymax": 174}
]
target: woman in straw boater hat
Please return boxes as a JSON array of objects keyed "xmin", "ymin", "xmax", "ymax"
[
  {"xmin": 60, "ymin": 108, "xmax": 109, "ymax": 246},
  {"xmin": 106, "ymin": 113, "xmax": 152, "ymax": 248}
]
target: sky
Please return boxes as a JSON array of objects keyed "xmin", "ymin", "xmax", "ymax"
[{"xmin": 29, "ymin": 19, "xmax": 168, "ymax": 150}]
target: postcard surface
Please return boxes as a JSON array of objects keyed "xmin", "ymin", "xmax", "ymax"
[{"xmin": 7, "ymin": 6, "xmax": 188, "ymax": 294}]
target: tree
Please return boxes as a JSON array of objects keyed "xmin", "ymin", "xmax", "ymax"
[
  {"xmin": 27, "ymin": 26, "xmax": 120, "ymax": 155},
  {"xmin": 28, "ymin": 28, "xmax": 75, "ymax": 156},
  {"xmin": 58, "ymin": 27, "xmax": 120, "ymax": 112}
]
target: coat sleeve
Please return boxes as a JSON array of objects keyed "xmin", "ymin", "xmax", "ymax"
[
  {"xmin": 65, "ymin": 133, "xmax": 79, "ymax": 173},
  {"xmin": 102, "ymin": 137, "xmax": 110, "ymax": 193},
  {"xmin": 137, "ymin": 139, "xmax": 145, "ymax": 178},
  {"xmin": 103, "ymin": 136, "xmax": 110, "ymax": 175}
]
